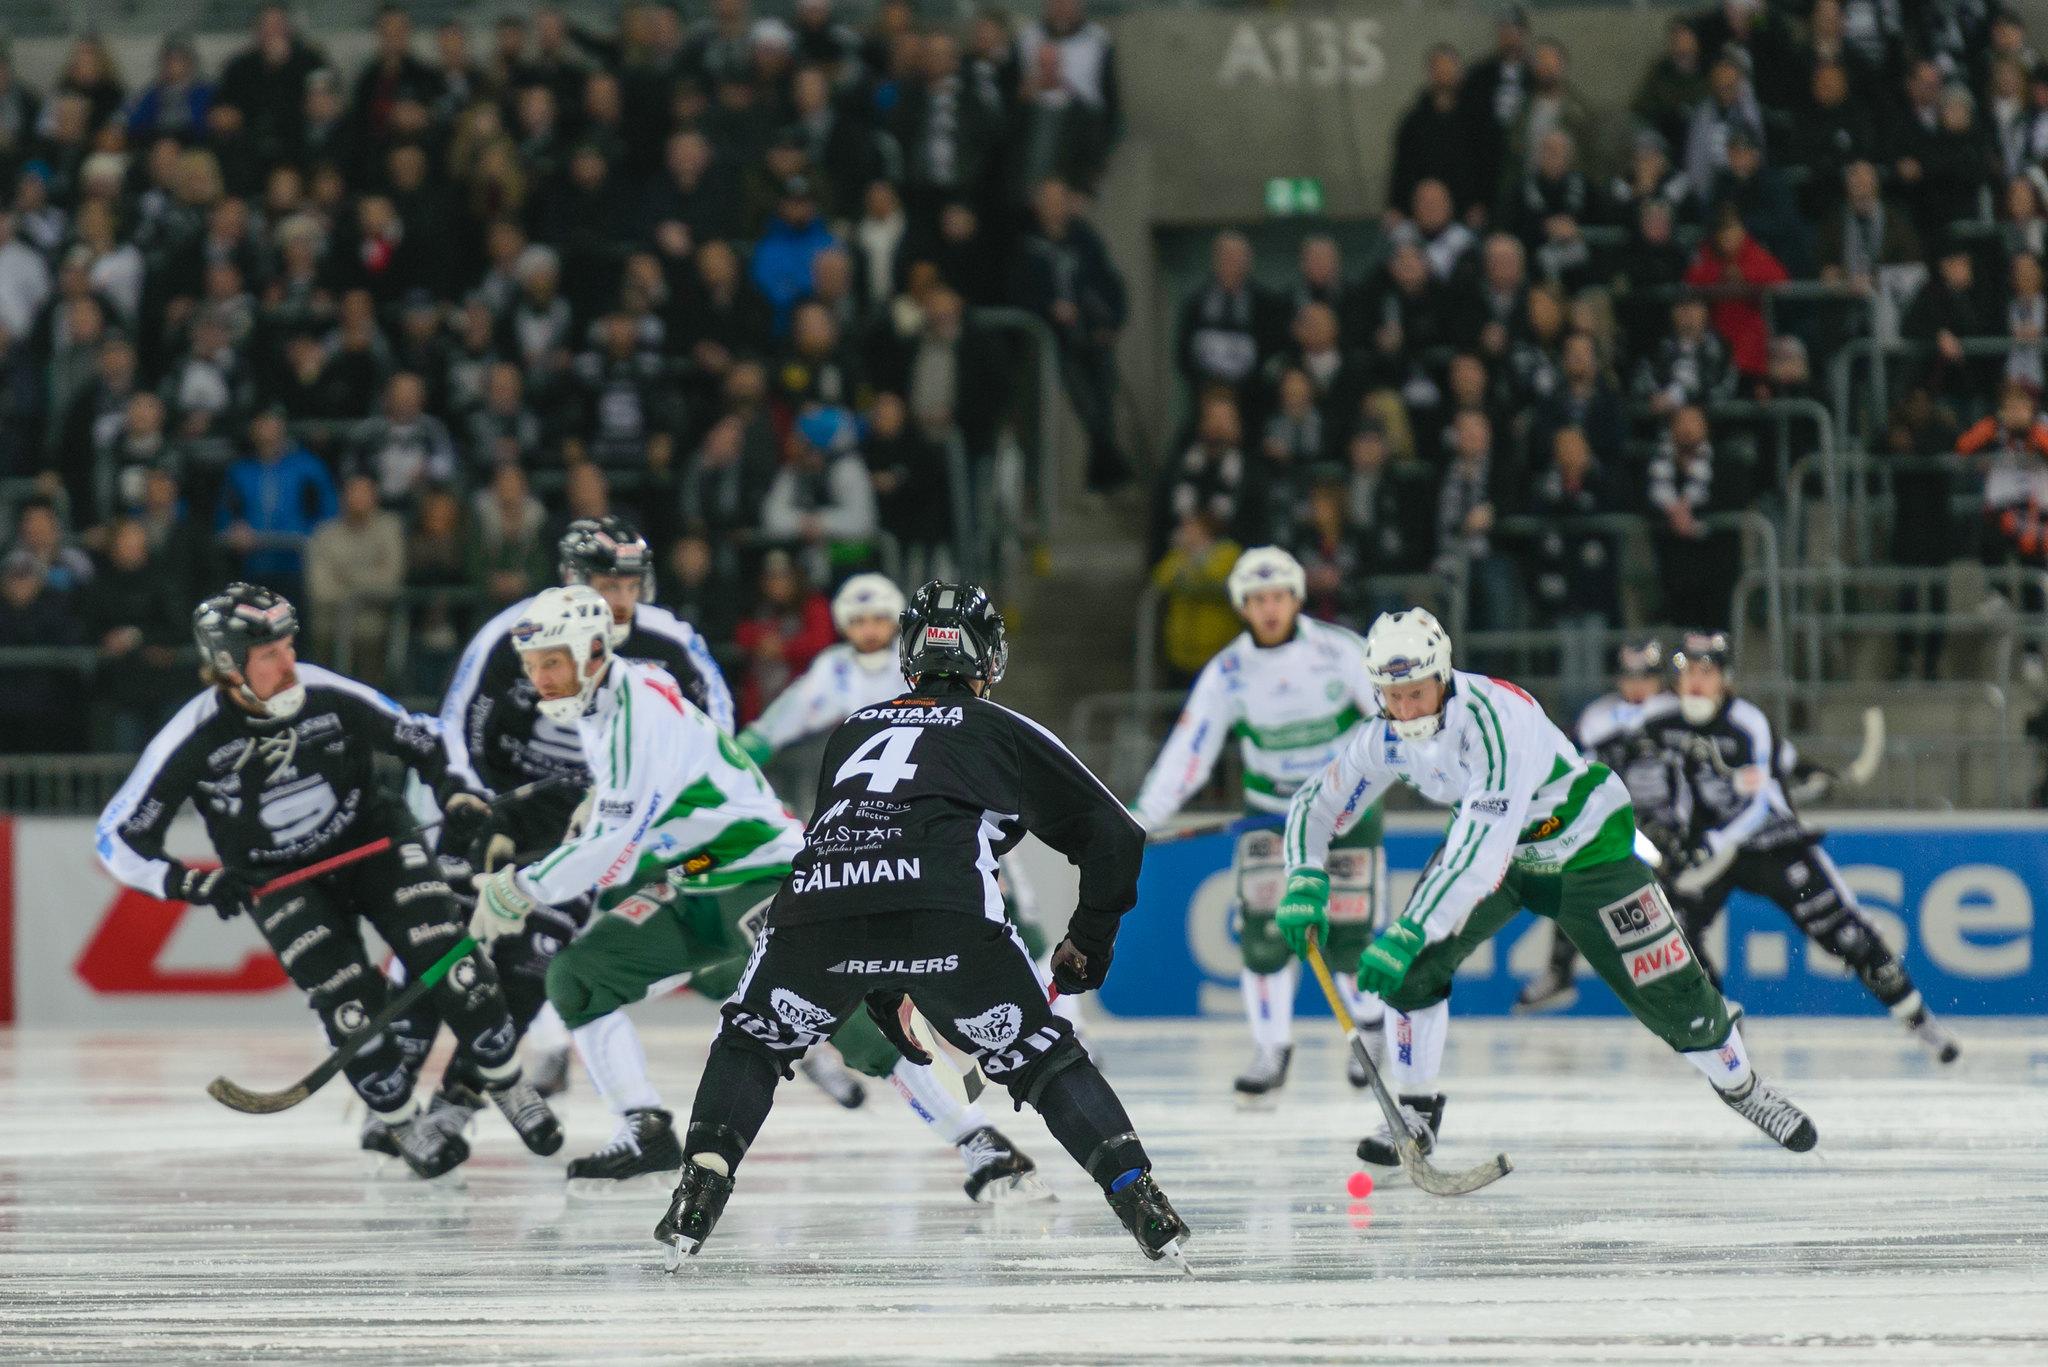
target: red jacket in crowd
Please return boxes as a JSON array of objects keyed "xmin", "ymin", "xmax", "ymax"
[{"xmin": 1683, "ymin": 236, "xmax": 1789, "ymax": 379}]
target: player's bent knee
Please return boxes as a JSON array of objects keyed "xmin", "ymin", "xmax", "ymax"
[
  {"xmin": 1016, "ymin": 1035, "xmax": 1091, "ymax": 1110},
  {"xmin": 1239, "ymin": 916, "xmax": 1294, "ymax": 975},
  {"xmin": 544, "ymin": 951, "xmax": 606, "ymax": 1029}
]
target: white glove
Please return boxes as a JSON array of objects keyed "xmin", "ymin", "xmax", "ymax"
[
  {"xmin": 566, "ymin": 790, "xmax": 595, "ymax": 840},
  {"xmin": 470, "ymin": 867, "xmax": 539, "ymax": 943},
  {"xmin": 1673, "ymin": 833, "xmax": 1734, "ymax": 898},
  {"xmin": 480, "ymin": 831, "xmax": 518, "ymax": 872}
]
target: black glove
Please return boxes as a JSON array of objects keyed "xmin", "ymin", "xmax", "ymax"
[
  {"xmin": 1050, "ymin": 908, "xmax": 1120, "ymax": 996},
  {"xmin": 862, "ymin": 989, "xmax": 933, "ymax": 1066},
  {"xmin": 170, "ymin": 864, "xmax": 259, "ymax": 922},
  {"xmin": 438, "ymin": 784, "xmax": 493, "ymax": 859}
]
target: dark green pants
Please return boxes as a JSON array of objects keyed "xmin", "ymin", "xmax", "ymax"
[
  {"xmin": 1242, "ymin": 822, "xmax": 1382, "ymax": 975},
  {"xmin": 544, "ymin": 876, "xmax": 901, "ymax": 1077},
  {"xmin": 1387, "ymin": 855, "xmax": 1732, "ymax": 1054}
]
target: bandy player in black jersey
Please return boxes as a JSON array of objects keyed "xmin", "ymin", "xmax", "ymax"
[
  {"xmin": 656, "ymin": 583, "xmax": 1191, "ymax": 1270},
  {"xmin": 95, "ymin": 583, "xmax": 557, "ymax": 1177}
]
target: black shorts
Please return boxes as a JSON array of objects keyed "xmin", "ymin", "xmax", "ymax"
[{"xmin": 718, "ymin": 911, "xmax": 1073, "ymax": 1094}]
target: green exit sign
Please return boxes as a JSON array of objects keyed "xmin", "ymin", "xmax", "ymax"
[{"xmin": 1265, "ymin": 177, "xmax": 1324, "ymax": 216}]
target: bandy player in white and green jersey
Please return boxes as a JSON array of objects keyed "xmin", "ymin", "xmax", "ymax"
[
  {"xmin": 472, "ymin": 585, "xmax": 1051, "ymax": 1201},
  {"xmin": 1277, "ymin": 608, "xmax": 1819, "ymax": 1166},
  {"xmin": 1131, "ymin": 547, "xmax": 1389, "ymax": 1098}
]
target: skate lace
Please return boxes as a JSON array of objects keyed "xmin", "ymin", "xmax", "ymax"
[
  {"xmin": 492, "ymin": 1081, "xmax": 552, "ymax": 1132},
  {"xmin": 397, "ymin": 1115, "xmax": 450, "ymax": 1160},
  {"xmin": 957, "ymin": 1128, "xmax": 1011, "ymax": 1172},
  {"xmin": 592, "ymin": 1117, "xmax": 644, "ymax": 1160},
  {"xmin": 1729, "ymin": 1082, "xmax": 1806, "ymax": 1142}
]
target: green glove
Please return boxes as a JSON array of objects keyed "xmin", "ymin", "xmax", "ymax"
[
  {"xmin": 1356, "ymin": 917, "xmax": 1428, "ymax": 996},
  {"xmin": 1274, "ymin": 869, "xmax": 1331, "ymax": 959},
  {"xmin": 736, "ymin": 728, "xmax": 774, "ymax": 766}
]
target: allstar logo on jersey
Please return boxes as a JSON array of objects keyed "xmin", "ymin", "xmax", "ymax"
[
  {"xmin": 954, "ymin": 1003, "xmax": 1023, "ymax": 1052},
  {"xmin": 771, "ymin": 988, "xmax": 835, "ymax": 1036}
]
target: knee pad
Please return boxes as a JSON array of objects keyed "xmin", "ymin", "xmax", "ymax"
[
  {"xmin": 1017, "ymin": 1034, "xmax": 1092, "ymax": 1110},
  {"xmin": 1238, "ymin": 912, "xmax": 1294, "ymax": 975}
]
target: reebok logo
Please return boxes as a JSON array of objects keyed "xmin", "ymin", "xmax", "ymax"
[{"xmin": 827, "ymin": 956, "xmax": 959, "ymax": 974}]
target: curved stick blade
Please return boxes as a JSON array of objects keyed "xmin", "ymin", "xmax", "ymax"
[{"xmin": 207, "ymin": 1076, "xmax": 311, "ymax": 1115}]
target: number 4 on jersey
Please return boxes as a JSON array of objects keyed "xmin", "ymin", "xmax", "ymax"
[{"xmin": 835, "ymin": 726, "xmax": 923, "ymax": 793}]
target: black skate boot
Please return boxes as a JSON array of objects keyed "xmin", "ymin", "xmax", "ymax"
[
  {"xmin": 486, "ymin": 1076, "xmax": 565, "ymax": 1156},
  {"xmin": 1344, "ymin": 1021, "xmax": 1383, "ymax": 1089},
  {"xmin": 360, "ymin": 1109, "xmax": 402, "ymax": 1159},
  {"xmin": 1718, "ymin": 1076, "xmax": 1818, "ymax": 1152},
  {"xmin": 527, "ymin": 1044, "xmax": 572, "ymax": 1098},
  {"xmin": 957, "ymin": 1126, "xmax": 1052, "ymax": 1204},
  {"xmin": 1233, "ymin": 1044, "xmax": 1292, "ymax": 1097},
  {"xmin": 1904, "ymin": 1006, "xmax": 1961, "ymax": 1064},
  {"xmin": 1513, "ymin": 963, "xmax": 1579, "ymax": 1014},
  {"xmin": 391, "ymin": 1106, "xmax": 471, "ymax": 1179},
  {"xmin": 1106, "ymin": 1173, "xmax": 1191, "ymax": 1271},
  {"xmin": 655, "ymin": 1158, "xmax": 736, "ymax": 1267},
  {"xmin": 1357, "ymin": 1092, "xmax": 1446, "ymax": 1166},
  {"xmin": 567, "ymin": 1107, "xmax": 683, "ymax": 1187},
  {"xmin": 798, "ymin": 1050, "xmax": 867, "ymax": 1108}
]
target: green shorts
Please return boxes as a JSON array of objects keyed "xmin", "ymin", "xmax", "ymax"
[
  {"xmin": 1388, "ymin": 854, "xmax": 1732, "ymax": 1054},
  {"xmin": 544, "ymin": 874, "xmax": 902, "ymax": 1078}
]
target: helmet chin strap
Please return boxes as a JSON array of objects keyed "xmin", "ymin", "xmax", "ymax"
[{"xmin": 231, "ymin": 676, "xmax": 305, "ymax": 721}]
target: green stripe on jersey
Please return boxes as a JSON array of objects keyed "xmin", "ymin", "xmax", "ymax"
[
  {"xmin": 1470, "ymin": 691, "xmax": 1507, "ymax": 793},
  {"xmin": 1519, "ymin": 762, "xmax": 1611, "ymax": 845},
  {"xmin": 1409, "ymin": 822, "xmax": 1482, "ymax": 926},
  {"xmin": 1230, "ymin": 704, "xmax": 1363, "ymax": 753}
]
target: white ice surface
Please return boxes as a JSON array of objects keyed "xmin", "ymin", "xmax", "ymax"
[{"xmin": 3, "ymin": 1009, "xmax": 2046, "ymax": 1365}]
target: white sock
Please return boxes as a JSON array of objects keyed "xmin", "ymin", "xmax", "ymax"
[
  {"xmin": 1241, "ymin": 964, "xmax": 1297, "ymax": 1049},
  {"xmin": 525, "ymin": 1000, "xmax": 571, "ymax": 1055},
  {"xmin": 1383, "ymin": 1000, "xmax": 1449, "ymax": 1094},
  {"xmin": 1337, "ymin": 974, "xmax": 1384, "ymax": 1030},
  {"xmin": 889, "ymin": 1058, "xmax": 988, "ymax": 1148},
  {"xmin": 1684, "ymin": 1024, "xmax": 1756, "ymax": 1094},
  {"xmin": 571, "ymin": 1012, "xmax": 662, "ymax": 1115}
]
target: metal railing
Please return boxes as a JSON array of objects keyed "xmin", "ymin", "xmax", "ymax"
[
  {"xmin": 0, "ymin": 753, "xmax": 141, "ymax": 815},
  {"xmin": 1829, "ymin": 335, "xmax": 2046, "ymax": 448},
  {"xmin": 969, "ymin": 306, "xmax": 1066, "ymax": 565}
]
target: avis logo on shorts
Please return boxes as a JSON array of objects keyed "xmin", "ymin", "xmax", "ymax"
[{"xmin": 953, "ymin": 1003, "xmax": 1022, "ymax": 1052}]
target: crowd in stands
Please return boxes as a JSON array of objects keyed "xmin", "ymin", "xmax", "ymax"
[
  {"xmin": 0, "ymin": 0, "xmax": 1126, "ymax": 752},
  {"xmin": 1152, "ymin": 0, "xmax": 2048, "ymax": 690}
]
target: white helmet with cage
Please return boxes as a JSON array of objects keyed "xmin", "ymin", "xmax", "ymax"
[
  {"xmin": 510, "ymin": 585, "xmax": 615, "ymax": 723},
  {"xmin": 1363, "ymin": 607, "xmax": 1454, "ymax": 741},
  {"xmin": 831, "ymin": 573, "xmax": 905, "ymax": 633},
  {"xmin": 1227, "ymin": 546, "xmax": 1306, "ymax": 611}
]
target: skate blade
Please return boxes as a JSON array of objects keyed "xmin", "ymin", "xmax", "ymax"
[
  {"xmin": 1511, "ymin": 988, "xmax": 1578, "ymax": 1016},
  {"xmin": 567, "ymin": 1169, "xmax": 681, "ymax": 1200},
  {"xmin": 1233, "ymin": 1090, "xmax": 1282, "ymax": 1111},
  {"xmin": 974, "ymin": 1172, "xmax": 1056, "ymax": 1206},
  {"xmin": 1154, "ymin": 1238, "xmax": 1195, "ymax": 1276}
]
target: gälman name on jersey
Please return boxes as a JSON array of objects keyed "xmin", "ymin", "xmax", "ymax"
[{"xmin": 789, "ymin": 856, "xmax": 923, "ymax": 893}]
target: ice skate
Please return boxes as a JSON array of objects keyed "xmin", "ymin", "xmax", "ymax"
[
  {"xmin": 1512, "ymin": 963, "xmax": 1578, "ymax": 1014},
  {"xmin": 655, "ymin": 1157, "xmax": 735, "ymax": 1267},
  {"xmin": 957, "ymin": 1126, "xmax": 1053, "ymax": 1204},
  {"xmin": 1106, "ymin": 1172, "xmax": 1192, "ymax": 1273},
  {"xmin": 1904, "ymin": 1006, "xmax": 1961, "ymax": 1064},
  {"xmin": 567, "ymin": 1107, "xmax": 683, "ymax": 1190},
  {"xmin": 487, "ymin": 1077, "xmax": 564, "ymax": 1156},
  {"xmin": 798, "ymin": 1050, "xmax": 867, "ymax": 1108},
  {"xmin": 1344, "ymin": 1022, "xmax": 1383, "ymax": 1089},
  {"xmin": 1233, "ymin": 1043, "xmax": 1291, "ymax": 1098},
  {"xmin": 391, "ymin": 1106, "xmax": 471, "ymax": 1180},
  {"xmin": 1717, "ymin": 1076, "xmax": 1818, "ymax": 1152},
  {"xmin": 526, "ymin": 1044, "xmax": 572, "ymax": 1099},
  {"xmin": 359, "ymin": 1110, "xmax": 402, "ymax": 1160},
  {"xmin": 1357, "ymin": 1092, "xmax": 1445, "ymax": 1166}
]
